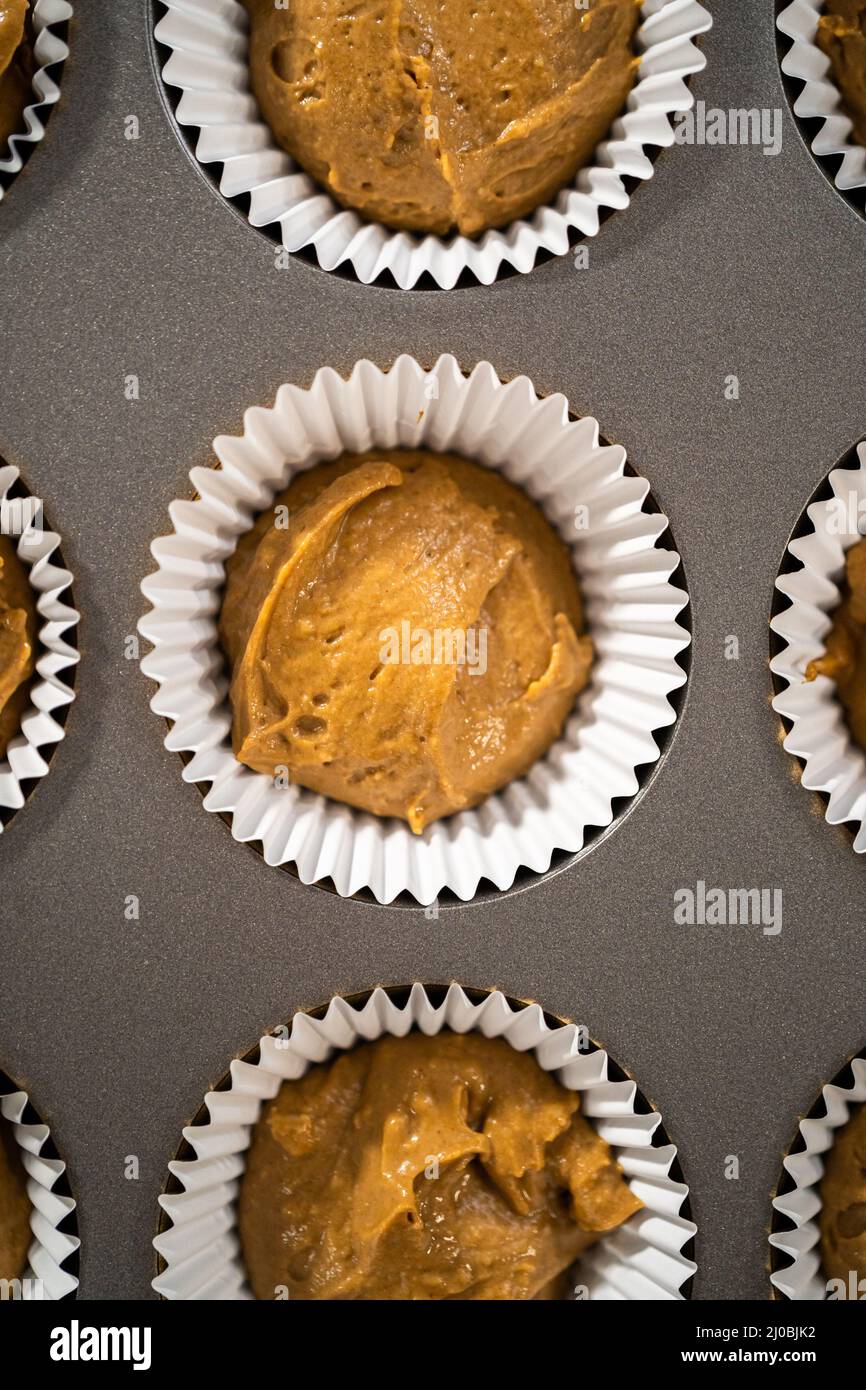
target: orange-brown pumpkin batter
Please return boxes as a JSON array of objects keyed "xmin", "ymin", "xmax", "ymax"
[
  {"xmin": 238, "ymin": 1032, "xmax": 642, "ymax": 1300},
  {"xmin": 817, "ymin": 1, "xmax": 866, "ymax": 149},
  {"xmin": 242, "ymin": 0, "xmax": 642, "ymax": 236},
  {"xmin": 0, "ymin": 1117, "xmax": 30, "ymax": 1283},
  {"xmin": 820, "ymin": 1102, "xmax": 866, "ymax": 1287},
  {"xmin": 805, "ymin": 537, "xmax": 866, "ymax": 751},
  {"xmin": 0, "ymin": 2, "xmax": 32, "ymax": 154},
  {"xmin": 219, "ymin": 449, "xmax": 593, "ymax": 833},
  {"xmin": 0, "ymin": 534, "xmax": 36, "ymax": 761}
]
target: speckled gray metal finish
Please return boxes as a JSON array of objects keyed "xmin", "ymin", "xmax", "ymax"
[{"xmin": 0, "ymin": 2, "xmax": 862, "ymax": 1301}]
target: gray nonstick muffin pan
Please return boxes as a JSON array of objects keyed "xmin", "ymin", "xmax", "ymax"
[{"xmin": 0, "ymin": 2, "xmax": 862, "ymax": 1300}]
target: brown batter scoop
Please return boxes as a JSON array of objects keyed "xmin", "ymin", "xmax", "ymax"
[
  {"xmin": 0, "ymin": 534, "xmax": 36, "ymax": 761},
  {"xmin": 239, "ymin": 1031, "xmax": 642, "ymax": 1300},
  {"xmin": 219, "ymin": 449, "xmax": 593, "ymax": 833},
  {"xmin": 0, "ymin": 2, "xmax": 32, "ymax": 154},
  {"xmin": 242, "ymin": 0, "xmax": 641, "ymax": 236},
  {"xmin": 817, "ymin": 1, "xmax": 866, "ymax": 149},
  {"xmin": 820, "ymin": 1102, "xmax": 866, "ymax": 1288},
  {"xmin": 805, "ymin": 537, "xmax": 866, "ymax": 752},
  {"xmin": 0, "ymin": 1117, "xmax": 31, "ymax": 1284}
]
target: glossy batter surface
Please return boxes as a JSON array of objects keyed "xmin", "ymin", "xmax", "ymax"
[
  {"xmin": 0, "ymin": 535, "xmax": 36, "ymax": 761},
  {"xmin": 0, "ymin": 1118, "xmax": 30, "ymax": 1283},
  {"xmin": 806, "ymin": 537, "xmax": 866, "ymax": 751},
  {"xmin": 239, "ymin": 1032, "xmax": 642, "ymax": 1300},
  {"xmin": 243, "ymin": 0, "xmax": 641, "ymax": 236},
  {"xmin": 820, "ymin": 1102, "xmax": 866, "ymax": 1286},
  {"xmin": 817, "ymin": 0, "xmax": 866, "ymax": 148},
  {"xmin": 0, "ymin": 2, "xmax": 31, "ymax": 152},
  {"xmin": 220, "ymin": 450, "xmax": 593, "ymax": 833}
]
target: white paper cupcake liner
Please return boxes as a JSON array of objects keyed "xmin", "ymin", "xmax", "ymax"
[
  {"xmin": 1, "ymin": 1077, "xmax": 79, "ymax": 1299},
  {"xmin": 770, "ymin": 1050, "xmax": 866, "ymax": 1300},
  {"xmin": 777, "ymin": 0, "xmax": 866, "ymax": 213},
  {"xmin": 153, "ymin": 983, "xmax": 696, "ymax": 1301},
  {"xmin": 153, "ymin": 0, "xmax": 711, "ymax": 289},
  {"xmin": 138, "ymin": 354, "xmax": 690, "ymax": 905},
  {"xmin": 0, "ymin": 1, "xmax": 73, "ymax": 204},
  {"xmin": 0, "ymin": 464, "xmax": 78, "ymax": 832},
  {"xmin": 770, "ymin": 442, "xmax": 866, "ymax": 853}
]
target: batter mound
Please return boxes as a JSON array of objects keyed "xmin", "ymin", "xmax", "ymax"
[
  {"xmin": 0, "ymin": 2, "xmax": 32, "ymax": 154},
  {"xmin": 820, "ymin": 1101, "xmax": 866, "ymax": 1287},
  {"xmin": 219, "ymin": 449, "xmax": 594, "ymax": 833},
  {"xmin": 242, "ymin": 0, "xmax": 642, "ymax": 237},
  {"xmin": 0, "ymin": 1117, "xmax": 30, "ymax": 1283},
  {"xmin": 239, "ymin": 1031, "xmax": 642, "ymax": 1300},
  {"xmin": 817, "ymin": 1, "xmax": 866, "ymax": 149},
  {"xmin": 805, "ymin": 537, "xmax": 866, "ymax": 752},
  {"xmin": 0, "ymin": 535, "xmax": 36, "ymax": 761}
]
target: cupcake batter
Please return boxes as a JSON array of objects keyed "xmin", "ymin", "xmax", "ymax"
[
  {"xmin": 0, "ymin": 535, "xmax": 36, "ymax": 761},
  {"xmin": 817, "ymin": 1, "xmax": 866, "ymax": 148},
  {"xmin": 820, "ymin": 1101, "xmax": 866, "ymax": 1287},
  {"xmin": 805, "ymin": 537, "xmax": 866, "ymax": 751},
  {"xmin": 0, "ymin": 1117, "xmax": 30, "ymax": 1283},
  {"xmin": 0, "ymin": 2, "xmax": 32, "ymax": 153},
  {"xmin": 219, "ymin": 449, "xmax": 593, "ymax": 833},
  {"xmin": 239, "ymin": 1031, "xmax": 642, "ymax": 1300},
  {"xmin": 242, "ymin": 0, "xmax": 642, "ymax": 236}
]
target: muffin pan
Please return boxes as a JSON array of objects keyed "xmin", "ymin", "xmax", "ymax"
[{"xmin": 0, "ymin": 3, "xmax": 864, "ymax": 1299}]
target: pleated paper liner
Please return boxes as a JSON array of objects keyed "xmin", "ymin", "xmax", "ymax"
[
  {"xmin": 0, "ymin": 1, "xmax": 72, "ymax": 203},
  {"xmin": 777, "ymin": 0, "xmax": 866, "ymax": 220},
  {"xmin": 0, "ymin": 1068, "xmax": 79, "ymax": 1299},
  {"xmin": 170, "ymin": 420, "xmax": 690, "ymax": 911},
  {"xmin": 139, "ymin": 355, "xmax": 691, "ymax": 905},
  {"xmin": 151, "ymin": 0, "xmax": 711, "ymax": 289},
  {"xmin": 770, "ymin": 439, "xmax": 866, "ymax": 854},
  {"xmin": 0, "ymin": 462, "xmax": 79, "ymax": 835},
  {"xmin": 770, "ymin": 1044, "xmax": 866, "ymax": 1300},
  {"xmin": 153, "ymin": 982, "xmax": 697, "ymax": 1300}
]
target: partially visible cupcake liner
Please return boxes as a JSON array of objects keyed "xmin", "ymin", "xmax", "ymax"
[
  {"xmin": 770, "ymin": 441, "xmax": 866, "ymax": 853},
  {"xmin": 0, "ymin": 464, "xmax": 79, "ymax": 833},
  {"xmin": 153, "ymin": 0, "xmax": 711, "ymax": 289},
  {"xmin": 777, "ymin": 0, "xmax": 866, "ymax": 216},
  {"xmin": 153, "ymin": 983, "xmax": 696, "ymax": 1300},
  {"xmin": 770, "ymin": 1048, "xmax": 866, "ymax": 1300},
  {"xmin": 139, "ymin": 354, "xmax": 690, "ymax": 905},
  {"xmin": 0, "ymin": 1, "xmax": 73, "ymax": 203},
  {"xmin": 0, "ymin": 1072, "xmax": 79, "ymax": 1299}
]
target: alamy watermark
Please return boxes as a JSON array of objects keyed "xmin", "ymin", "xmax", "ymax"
[
  {"xmin": 674, "ymin": 880, "xmax": 782, "ymax": 936},
  {"xmin": 825, "ymin": 491, "xmax": 866, "ymax": 537},
  {"xmin": 0, "ymin": 1275, "xmax": 45, "ymax": 1300},
  {"xmin": 50, "ymin": 1320, "xmax": 151, "ymax": 1370},
  {"xmin": 827, "ymin": 1270, "xmax": 866, "ymax": 1300},
  {"xmin": 674, "ymin": 101, "xmax": 783, "ymax": 158},
  {"xmin": 378, "ymin": 621, "xmax": 488, "ymax": 676},
  {"xmin": 0, "ymin": 495, "xmax": 44, "ymax": 543}
]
